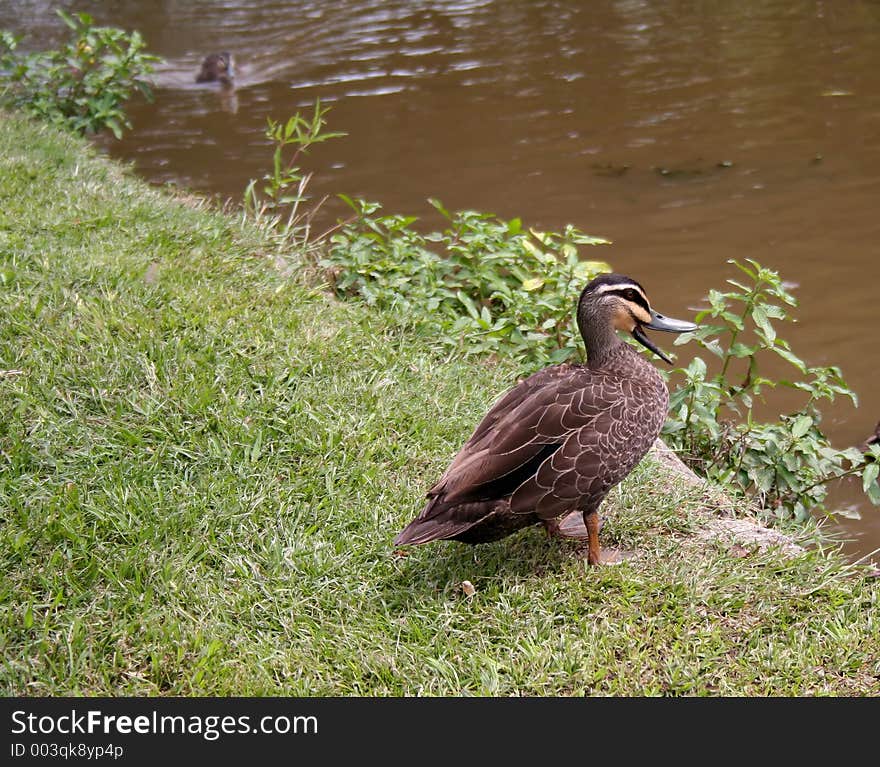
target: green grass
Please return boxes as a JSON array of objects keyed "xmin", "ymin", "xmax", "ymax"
[{"xmin": 1, "ymin": 112, "xmax": 878, "ymax": 695}]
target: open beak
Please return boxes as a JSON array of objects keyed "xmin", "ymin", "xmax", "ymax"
[{"xmin": 632, "ymin": 309, "xmax": 698, "ymax": 364}]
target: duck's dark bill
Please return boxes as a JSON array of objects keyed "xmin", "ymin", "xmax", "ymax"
[{"xmin": 633, "ymin": 311, "xmax": 697, "ymax": 364}]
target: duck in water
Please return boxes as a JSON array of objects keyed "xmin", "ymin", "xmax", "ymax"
[
  {"xmin": 196, "ymin": 52, "xmax": 234, "ymax": 87},
  {"xmin": 195, "ymin": 52, "xmax": 237, "ymax": 113}
]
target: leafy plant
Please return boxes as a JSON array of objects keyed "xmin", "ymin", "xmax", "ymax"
[
  {"xmin": 0, "ymin": 10, "xmax": 160, "ymax": 138},
  {"xmin": 321, "ymin": 197, "xmax": 611, "ymax": 367},
  {"xmin": 243, "ymin": 100, "xmax": 346, "ymax": 252},
  {"xmin": 663, "ymin": 259, "xmax": 880, "ymax": 520}
]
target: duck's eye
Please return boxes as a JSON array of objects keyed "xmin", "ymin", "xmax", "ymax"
[{"xmin": 624, "ymin": 289, "xmax": 636, "ymax": 301}]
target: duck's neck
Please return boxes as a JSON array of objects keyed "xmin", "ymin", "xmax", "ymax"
[{"xmin": 577, "ymin": 302, "xmax": 625, "ymax": 370}]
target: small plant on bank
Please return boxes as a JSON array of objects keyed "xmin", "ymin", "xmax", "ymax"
[
  {"xmin": 662, "ymin": 259, "xmax": 880, "ymax": 520},
  {"xmin": 322, "ymin": 196, "xmax": 611, "ymax": 367},
  {"xmin": 0, "ymin": 10, "xmax": 160, "ymax": 139},
  {"xmin": 243, "ymin": 100, "xmax": 346, "ymax": 254}
]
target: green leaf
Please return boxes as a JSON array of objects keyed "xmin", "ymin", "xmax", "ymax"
[
  {"xmin": 560, "ymin": 243, "xmax": 577, "ymax": 261},
  {"xmin": 729, "ymin": 342, "xmax": 754, "ymax": 358},
  {"xmin": 56, "ymin": 8, "xmax": 81, "ymax": 30},
  {"xmin": 720, "ymin": 311, "xmax": 745, "ymax": 331},
  {"xmin": 762, "ymin": 303, "xmax": 787, "ymax": 319},
  {"xmin": 776, "ymin": 466, "xmax": 798, "ymax": 490},
  {"xmin": 707, "ymin": 289, "xmax": 727, "ymax": 312},
  {"xmin": 725, "ymin": 278, "xmax": 752, "ymax": 294},
  {"xmin": 771, "ymin": 346, "xmax": 807, "ymax": 372},
  {"xmin": 701, "ymin": 338, "xmax": 726, "ymax": 358},
  {"xmin": 751, "ymin": 304, "xmax": 776, "ymax": 343},
  {"xmin": 456, "ymin": 290, "xmax": 479, "ymax": 320},
  {"xmin": 571, "ymin": 233, "xmax": 611, "ymax": 246},
  {"xmin": 754, "ymin": 467, "xmax": 776, "ymax": 493},
  {"xmin": 842, "ymin": 447, "xmax": 867, "ymax": 464},
  {"xmin": 791, "ymin": 415, "xmax": 813, "ymax": 439},
  {"xmin": 863, "ymin": 463, "xmax": 880, "ymax": 494},
  {"xmin": 730, "ymin": 259, "xmax": 757, "ymax": 279},
  {"xmin": 686, "ymin": 356, "xmax": 707, "ymax": 380},
  {"xmin": 548, "ymin": 346, "xmax": 576, "ymax": 364},
  {"xmin": 520, "ymin": 239, "xmax": 542, "ymax": 258},
  {"xmin": 428, "ymin": 198, "xmax": 452, "ymax": 220}
]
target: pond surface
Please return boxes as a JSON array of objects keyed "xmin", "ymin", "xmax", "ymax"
[{"xmin": 4, "ymin": 0, "xmax": 880, "ymax": 561}]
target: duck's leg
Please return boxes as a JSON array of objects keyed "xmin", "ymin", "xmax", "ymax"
[
  {"xmin": 584, "ymin": 510, "xmax": 602, "ymax": 566},
  {"xmin": 542, "ymin": 511, "xmax": 601, "ymax": 540}
]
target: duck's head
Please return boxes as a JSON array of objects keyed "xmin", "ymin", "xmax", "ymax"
[
  {"xmin": 577, "ymin": 273, "xmax": 697, "ymax": 364},
  {"xmin": 196, "ymin": 52, "xmax": 235, "ymax": 86}
]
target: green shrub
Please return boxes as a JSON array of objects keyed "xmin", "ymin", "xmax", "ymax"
[
  {"xmin": 322, "ymin": 197, "xmax": 611, "ymax": 367},
  {"xmin": 663, "ymin": 259, "xmax": 880, "ymax": 520},
  {"xmin": 0, "ymin": 10, "xmax": 160, "ymax": 138}
]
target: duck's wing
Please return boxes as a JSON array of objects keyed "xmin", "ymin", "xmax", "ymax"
[
  {"xmin": 508, "ymin": 374, "xmax": 666, "ymax": 520},
  {"xmin": 394, "ymin": 366, "xmax": 584, "ymax": 545},
  {"xmin": 427, "ymin": 365, "xmax": 589, "ymax": 504},
  {"xmin": 442, "ymin": 369, "xmax": 664, "ymax": 508}
]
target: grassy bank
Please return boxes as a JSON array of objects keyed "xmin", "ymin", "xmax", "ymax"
[{"xmin": 1, "ymin": 113, "xmax": 878, "ymax": 695}]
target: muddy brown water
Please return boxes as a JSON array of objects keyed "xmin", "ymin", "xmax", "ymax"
[{"xmin": 4, "ymin": 0, "xmax": 879, "ymax": 561}]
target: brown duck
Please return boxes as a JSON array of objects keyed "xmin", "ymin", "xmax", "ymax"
[
  {"xmin": 393, "ymin": 273, "xmax": 697, "ymax": 565},
  {"xmin": 196, "ymin": 52, "xmax": 235, "ymax": 86}
]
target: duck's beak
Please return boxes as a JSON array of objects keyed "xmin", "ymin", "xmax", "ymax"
[{"xmin": 633, "ymin": 310, "xmax": 698, "ymax": 364}]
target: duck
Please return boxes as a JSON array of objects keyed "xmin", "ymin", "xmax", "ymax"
[
  {"xmin": 195, "ymin": 52, "xmax": 235, "ymax": 87},
  {"xmin": 393, "ymin": 273, "xmax": 697, "ymax": 565},
  {"xmin": 860, "ymin": 421, "xmax": 880, "ymax": 452}
]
